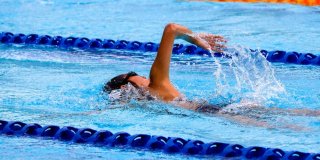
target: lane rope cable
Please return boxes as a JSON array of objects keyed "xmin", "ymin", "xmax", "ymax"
[
  {"xmin": 0, "ymin": 120, "xmax": 319, "ymax": 159},
  {"xmin": 0, "ymin": 32, "xmax": 319, "ymax": 66}
]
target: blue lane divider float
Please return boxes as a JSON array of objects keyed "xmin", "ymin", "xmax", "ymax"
[
  {"xmin": 0, "ymin": 32, "xmax": 319, "ymax": 66},
  {"xmin": 1, "ymin": 120, "xmax": 319, "ymax": 159}
]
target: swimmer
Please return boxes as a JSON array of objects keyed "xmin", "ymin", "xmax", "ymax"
[
  {"xmin": 103, "ymin": 23, "xmax": 320, "ymax": 130},
  {"xmin": 104, "ymin": 23, "xmax": 225, "ymax": 107}
]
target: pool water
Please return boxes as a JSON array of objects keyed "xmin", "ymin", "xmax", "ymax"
[{"xmin": 0, "ymin": 0, "xmax": 320, "ymax": 159}]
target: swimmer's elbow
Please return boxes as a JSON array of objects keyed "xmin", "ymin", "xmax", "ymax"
[
  {"xmin": 164, "ymin": 23, "xmax": 178, "ymax": 32},
  {"xmin": 164, "ymin": 23, "xmax": 181, "ymax": 36}
]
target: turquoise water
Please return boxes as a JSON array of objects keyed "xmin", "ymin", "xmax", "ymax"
[{"xmin": 1, "ymin": 0, "xmax": 320, "ymax": 159}]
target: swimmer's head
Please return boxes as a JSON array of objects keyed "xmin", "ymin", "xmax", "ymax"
[{"xmin": 103, "ymin": 71, "xmax": 149, "ymax": 93}]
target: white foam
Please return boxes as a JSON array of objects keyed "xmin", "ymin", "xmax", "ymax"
[{"xmin": 212, "ymin": 45, "xmax": 287, "ymax": 106}]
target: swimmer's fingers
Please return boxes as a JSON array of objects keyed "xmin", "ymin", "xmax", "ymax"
[
  {"xmin": 215, "ymin": 43, "xmax": 226, "ymax": 49},
  {"xmin": 201, "ymin": 34, "xmax": 225, "ymax": 41},
  {"xmin": 216, "ymin": 37, "xmax": 227, "ymax": 43},
  {"xmin": 202, "ymin": 35, "xmax": 227, "ymax": 44},
  {"xmin": 210, "ymin": 36, "xmax": 227, "ymax": 43},
  {"xmin": 206, "ymin": 40, "xmax": 225, "ymax": 48},
  {"xmin": 193, "ymin": 33, "xmax": 227, "ymax": 52},
  {"xmin": 206, "ymin": 34, "xmax": 224, "ymax": 39}
]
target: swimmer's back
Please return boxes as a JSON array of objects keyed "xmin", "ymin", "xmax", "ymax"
[{"xmin": 171, "ymin": 97, "xmax": 224, "ymax": 114}]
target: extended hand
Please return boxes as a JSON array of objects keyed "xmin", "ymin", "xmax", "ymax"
[
  {"xmin": 195, "ymin": 33, "xmax": 227, "ymax": 52},
  {"xmin": 173, "ymin": 24, "xmax": 227, "ymax": 52}
]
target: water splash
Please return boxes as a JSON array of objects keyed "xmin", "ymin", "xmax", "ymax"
[
  {"xmin": 107, "ymin": 83, "xmax": 156, "ymax": 104},
  {"xmin": 211, "ymin": 45, "xmax": 287, "ymax": 106}
]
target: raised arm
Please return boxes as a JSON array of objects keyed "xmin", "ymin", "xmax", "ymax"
[
  {"xmin": 149, "ymin": 24, "xmax": 195, "ymax": 85},
  {"xmin": 149, "ymin": 24, "xmax": 175, "ymax": 85},
  {"xmin": 148, "ymin": 23, "xmax": 225, "ymax": 101}
]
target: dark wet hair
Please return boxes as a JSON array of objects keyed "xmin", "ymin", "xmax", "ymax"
[{"xmin": 103, "ymin": 71, "xmax": 138, "ymax": 93}]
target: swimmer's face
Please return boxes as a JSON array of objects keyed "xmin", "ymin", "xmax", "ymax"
[{"xmin": 124, "ymin": 75, "xmax": 149, "ymax": 89}]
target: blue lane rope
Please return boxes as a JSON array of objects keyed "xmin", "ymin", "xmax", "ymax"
[
  {"xmin": 0, "ymin": 32, "xmax": 319, "ymax": 66},
  {"xmin": 0, "ymin": 120, "xmax": 319, "ymax": 159}
]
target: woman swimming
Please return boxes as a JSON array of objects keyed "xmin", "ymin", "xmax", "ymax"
[
  {"xmin": 104, "ymin": 23, "xmax": 226, "ymax": 111},
  {"xmin": 103, "ymin": 23, "xmax": 320, "ymax": 130}
]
